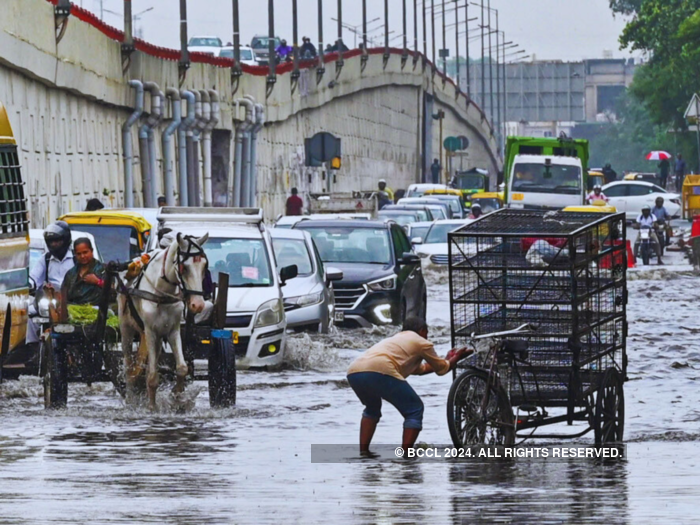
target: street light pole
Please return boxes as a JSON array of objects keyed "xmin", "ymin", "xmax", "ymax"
[
  {"xmin": 454, "ymin": 0, "xmax": 460, "ymax": 90},
  {"xmin": 465, "ymin": 2, "xmax": 470, "ymax": 98},
  {"xmin": 442, "ymin": 0, "xmax": 447, "ymax": 77},
  {"xmin": 232, "ymin": 0, "xmax": 241, "ymax": 74},
  {"xmin": 431, "ymin": 0, "xmax": 436, "ymax": 65},
  {"xmin": 488, "ymin": 0, "xmax": 494, "ymax": 123},
  {"xmin": 480, "ymin": 0, "xmax": 485, "ymax": 109}
]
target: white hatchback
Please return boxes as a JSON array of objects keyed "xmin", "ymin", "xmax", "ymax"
[{"xmin": 602, "ymin": 181, "xmax": 681, "ymax": 220}]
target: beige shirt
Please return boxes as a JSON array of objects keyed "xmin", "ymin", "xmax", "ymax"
[{"xmin": 347, "ymin": 331, "xmax": 451, "ymax": 381}]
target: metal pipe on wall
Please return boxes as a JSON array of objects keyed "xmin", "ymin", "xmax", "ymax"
[
  {"xmin": 248, "ymin": 103, "xmax": 265, "ymax": 207},
  {"xmin": 232, "ymin": 98, "xmax": 255, "ymax": 207},
  {"xmin": 178, "ymin": 90, "xmax": 196, "ymax": 206},
  {"xmin": 122, "ymin": 80, "xmax": 143, "ymax": 209},
  {"xmin": 240, "ymin": 97, "xmax": 256, "ymax": 207},
  {"xmin": 162, "ymin": 88, "xmax": 181, "ymax": 207},
  {"xmin": 148, "ymin": 88, "xmax": 163, "ymax": 207},
  {"xmin": 202, "ymin": 90, "xmax": 219, "ymax": 207},
  {"xmin": 189, "ymin": 90, "xmax": 203, "ymax": 207},
  {"xmin": 139, "ymin": 82, "xmax": 161, "ymax": 208}
]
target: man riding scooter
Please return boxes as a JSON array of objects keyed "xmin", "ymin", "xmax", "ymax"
[
  {"xmin": 634, "ymin": 205, "xmax": 663, "ymax": 265},
  {"xmin": 651, "ymin": 196, "xmax": 673, "ymax": 248}
]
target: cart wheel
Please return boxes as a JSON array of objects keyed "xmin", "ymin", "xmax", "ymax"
[
  {"xmin": 447, "ymin": 369, "xmax": 514, "ymax": 447},
  {"xmin": 103, "ymin": 343, "xmax": 126, "ymax": 398},
  {"xmin": 594, "ymin": 368, "xmax": 625, "ymax": 445},
  {"xmin": 42, "ymin": 337, "xmax": 68, "ymax": 409},
  {"xmin": 208, "ymin": 330, "xmax": 236, "ymax": 408}
]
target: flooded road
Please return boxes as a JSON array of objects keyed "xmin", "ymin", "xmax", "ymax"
[{"xmin": 1, "ymin": 233, "xmax": 699, "ymax": 523}]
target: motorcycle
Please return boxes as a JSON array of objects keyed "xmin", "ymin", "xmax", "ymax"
[{"xmin": 638, "ymin": 225, "xmax": 662, "ymax": 266}]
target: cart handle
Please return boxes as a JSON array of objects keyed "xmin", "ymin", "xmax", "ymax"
[{"xmin": 470, "ymin": 323, "xmax": 538, "ymax": 340}]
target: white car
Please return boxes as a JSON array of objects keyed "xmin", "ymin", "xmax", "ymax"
[
  {"xmin": 602, "ymin": 181, "xmax": 681, "ymax": 220},
  {"xmin": 217, "ymin": 45, "xmax": 259, "ymax": 66},
  {"xmin": 414, "ymin": 219, "xmax": 474, "ymax": 267},
  {"xmin": 187, "ymin": 36, "xmax": 223, "ymax": 56},
  {"xmin": 271, "ymin": 229, "xmax": 342, "ymax": 334},
  {"xmin": 405, "ymin": 183, "xmax": 450, "ymax": 198},
  {"xmin": 406, "ymin": 221, "xmax": 434, "ymax": 245},
  {"xmin": 153, "ymin": 208, "xmax": 291, "ymax": 370}
]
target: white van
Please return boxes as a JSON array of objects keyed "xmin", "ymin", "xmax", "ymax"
[{"xmin": 153, "ymin": 208, "xmax": 293, "ymax": 370}]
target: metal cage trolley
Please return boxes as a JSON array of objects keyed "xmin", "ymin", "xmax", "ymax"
[{"xmin": 447, "ymin": 209, "xmax": 628, "ymax": 446}]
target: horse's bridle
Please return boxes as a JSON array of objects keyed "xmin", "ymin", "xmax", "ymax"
[{"xmin": 161, "ymin": 235, "xmax": 208, "ymax": 298}]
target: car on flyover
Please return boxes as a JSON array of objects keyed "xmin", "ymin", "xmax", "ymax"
[
  {"xmin": 414, "ymin": 219, "xmax": 474, "ymax": 267},
  {"xmin": 294, "ymin": 219, "xmax": 426, "ymax": 328},
  {"xmin": 187, "ymin": 36, "xmax": 223, "ymax": 56},
  {"xmin": 217, "ymin": 45, "xmax": 260, "ymax": 66},
  {"xmin": 602, "ymin": 180, "xmax": 681, "ymax": 220},
  {"xmin": 270, "ymin": 228, "xmax": 343, "ymax": 334}
]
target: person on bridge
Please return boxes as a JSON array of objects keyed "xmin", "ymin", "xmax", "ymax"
[
  {"xmin": 275, "ymin": 40, "xmax": 293, "ymax": 61},
  {"xmin": 300, "ymin": 37, "xmax": 317, "ymax": 59},
  {"xmin": 157, "ymin": 196, "xmax": 167, "ymax": 207},
  {"xmin": 286, "ymin": 187, "xmax": 304, "ymax": 216},
  {"xmin": 378, "ymin": 179, "xmax": 395, "ymax": 202},
  {"xmin": 27, "ymin": 221, "xmax": 75, "ymax": 345},
  {"xmin": 346, "ymin": 317, "xmax": 469, "ymax": 453},
  {"xmin": 430, "ymin": 159, "xmax": 441, "ymax": 184},
  {"xmin": 61, "ymin": 238, "xmax": 106, "ymax": 306},
  {"xmin": 602, "ymin": 163, "xmax": 617, "ymax": 185}
]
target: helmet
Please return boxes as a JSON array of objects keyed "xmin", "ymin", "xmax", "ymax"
[
  {"xmin": 593, "ymin": 184, "xmax": 602, "ymax": 190},
  {"xmin": 471, "ymin": 203, "xmax": 482, "ymax": 209},
  {"xmin": 44, "ymin": 221, "xmax": 71, "ymax": 260},
  {"xmin": 642, "ymin": 205, "xmax": 651, "ymax": 211},
  {"xmin": 378, "ymin": 179, "xmax": 387, "ymax": 184}
]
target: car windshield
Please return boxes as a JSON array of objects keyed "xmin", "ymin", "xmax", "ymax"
[
  {"xmin": 189, "ymin": 37, "xmax": 222, "ymax": 47},
  {"xmin": 220, "ymin": 48, "xmax": 254, "ymax": 60},
  {"xmin": 252, "ymin": 37, "xmax": 279, "ymax": 49},
  {"xmin": 512, "ymin": 163, "xmax": 582, "ymax": 194},
  {"xmin": 425, "ymin": 223, "xmax": 461, "ymax": 244},
  {"xmin": 390, "ymin": 208, "xmax": 429, "ymax": 221},
  {"xmin": 410, "ymin": 226, "xmax": 431, "ymax": 241},
  {"xmin": 301, "ymin": 227, "xmax": 392, "ymax": 265},
  {"xmin": 453, "ymin": 173, "xmax": 486, "ymax": 190},
  {"xmin": 427, "ymin": 207, "xmax": 447, "ymax": 220},
  {"xmin": 472, "ymin": 198, "xmax": 501, "ymax": 213},
  {"xmin": 206, "ymin": 237, "xmax": 273, "ymax": 287},
  {"xmin": 272, "ymin": 238, "xmax": 313, "ymax": 276},
  {"xmin": 432, "ymin": 197, "xmax": 461, "ymax": 214},
  {"xmin": 378, "ymin": 212, "xmax": 419, "ymax": 226},
  {"xmin": 69, "ymin": 225, "xmax": 139, "ymax": 263}
]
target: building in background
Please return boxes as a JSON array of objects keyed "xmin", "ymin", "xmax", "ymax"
[{"xmin": 462, "ymin": 57, "xmax": 637, "ymax": 140}]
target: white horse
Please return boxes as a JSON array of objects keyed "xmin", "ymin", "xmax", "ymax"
[{"xmin": 118, "ymin": 232, "xmax": 209, "ymax": 409}]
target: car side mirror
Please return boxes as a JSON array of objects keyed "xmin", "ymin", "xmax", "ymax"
[
  {"xmin": 279, "ymin": 264, "xmax": 298, "ymax": 285},
  {"xmin": 400, "ymin": 252, "xmax": 421, "ymax": 265},
  {"xmin": 411, "ymin": 237, "xmax": 423, "ymax": 245},
  {"xmin": 325, "ymin": 267, "xmax": 344, "ymax": 283}
]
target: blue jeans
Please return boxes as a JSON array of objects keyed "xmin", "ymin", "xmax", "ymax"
[{"xmin": 347, "ymin": 372, "xmax": 424, "ymax": 430}]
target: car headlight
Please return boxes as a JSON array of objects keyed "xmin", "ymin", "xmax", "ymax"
[
  {"xmin": 367, "ymin": 276, "xmax": 396, "ymax": 292},
  {"xmin": 289, "ymin": 292, "xmax": 323, "ymax": 307},
  {"xmin": 254, "ymin": 298, "xmax": 284, "ymax": 328}
]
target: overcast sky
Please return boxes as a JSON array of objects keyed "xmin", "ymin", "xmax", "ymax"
[{"xmin": 89, "ymin": 0, "xmax": 640, "ymax": 62}]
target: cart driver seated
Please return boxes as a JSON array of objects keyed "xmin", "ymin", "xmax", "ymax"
[{"xmin": 61, "ymin": 238, "xmax": 106, "ymax": 306}]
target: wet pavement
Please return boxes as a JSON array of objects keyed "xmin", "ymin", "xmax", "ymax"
[{"xmin": 0, "ymin": 227, "xmax": 699, "ymax": 523}]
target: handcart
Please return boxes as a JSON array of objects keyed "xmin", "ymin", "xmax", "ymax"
[{"xmin": 447, "ymin": 209, "xmax": 628, "ymax": 445}]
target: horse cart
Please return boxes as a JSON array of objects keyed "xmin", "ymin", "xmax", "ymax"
[
  {"xmin": 41, "ymin": 261, "xmax": 237, "ymax": 409},
  {"xmin": 447, "ymin": 209, "xmax": 628, "ymax": 446}
]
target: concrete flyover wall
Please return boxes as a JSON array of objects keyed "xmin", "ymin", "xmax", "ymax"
[{"xmin": 0, "ymin": 0, "xmax": 500, "ymax": 226}]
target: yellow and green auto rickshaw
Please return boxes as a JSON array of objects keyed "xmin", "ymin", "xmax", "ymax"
[
  {"xmin": 451, "ymin": 168, "xmax": 490, "ymax": 205},
  {"xmin": 469, "ymin": 192, "xmax": 504, "ymax": 214},
  {"xmin": 588, "ymin": 170, "xmax": 605, "ymax": 191}
]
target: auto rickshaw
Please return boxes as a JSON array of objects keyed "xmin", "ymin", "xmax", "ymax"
[
  {"xmin": 58, "ymin": 210, "xmax": 152, "ymax": 264},
  {"xmin": 682, "ymin": 174, "xmax": 700, "ymax": 221},
  {"xmin": 623, "ymin": 172, "xmax": 659, "ymax": 185},
  {"xmin": 469, "ymin": 192, "xmax": 504, "ymax": 214},
  {"xmin": 451, "ymin": 168, "xmax": 490, "ymax": 205},
  {"xmin": 588, "ymin": 170, "xmax": 605, "ymax": 191}
]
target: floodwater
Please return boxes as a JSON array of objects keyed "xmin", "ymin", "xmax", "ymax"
[{"xmin": 1, "ymin": 227, "xmax": 699, "ymax": 524}]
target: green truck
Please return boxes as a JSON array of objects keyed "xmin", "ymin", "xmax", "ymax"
[{"xmin": 504, "ymin": 136, "xmax": 589, "ymax": 210}]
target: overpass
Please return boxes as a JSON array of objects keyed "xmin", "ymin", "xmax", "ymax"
[{"xmin": 0, "ymin": 0, "xmax": 500, "ymax": 226}]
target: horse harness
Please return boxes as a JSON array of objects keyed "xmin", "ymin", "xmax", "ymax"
[{"xmin": 115, "ymin": 236, "xmax": 208, "ymax": 330}]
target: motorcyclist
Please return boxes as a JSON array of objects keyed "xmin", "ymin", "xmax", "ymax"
[
  {"xmin": 634, "ymin": 205, "xmax": 663, "ymax": 265},
  {"xmin": 468, "ymin": 203, "xmax": 483, "ymax": 219},
  {"xmin": 275, "ymin": 39, "xmax": 293, "ymax": 61},
  {"xmin": 27, "ymin": 221, "xmax": 75, "ymax": 344},
  {"xmin": 587, "ymin": 185, "xmax": 609, "ymax": 205},
  {"xmin": 651, "ymin": 196, "xmax": 673, "ymax": 247}
]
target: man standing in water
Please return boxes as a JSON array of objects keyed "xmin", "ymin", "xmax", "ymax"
[{"xmin": 347, "ymin": 317, "xmax": 469, "ymax": 452}]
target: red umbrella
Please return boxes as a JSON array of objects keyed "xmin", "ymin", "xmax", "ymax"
[{"xmin": 646, "ymin": 151, "xmax": 672, "ymax": 161}]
